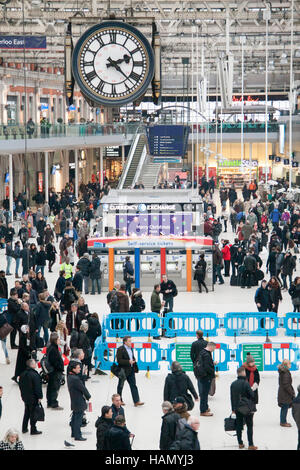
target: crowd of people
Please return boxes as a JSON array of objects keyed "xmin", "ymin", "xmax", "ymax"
[{"xmin": 1, "ymin": 176, "xmax": 300, "ymax": 451}]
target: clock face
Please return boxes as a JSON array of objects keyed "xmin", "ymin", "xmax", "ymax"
[{"xmin": 72, "ymin": 21, "xmax": 154, "ymax": 106}]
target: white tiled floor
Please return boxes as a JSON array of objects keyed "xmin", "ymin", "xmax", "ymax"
[{"xmin": 0, "ymin": 207, "xmax": 300, "ymax": 450}]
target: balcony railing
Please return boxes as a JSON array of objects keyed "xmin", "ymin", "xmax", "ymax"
[{"xmin": 0, "ymin": 122, "xmax": 140, "ymax": 140}]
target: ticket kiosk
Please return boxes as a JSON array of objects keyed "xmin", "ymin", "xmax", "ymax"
[
  {"xmin": 114, "ymin": 250, "xmax": 135, "ymax": 285},
  {"xmin": 166, "ymin": 249, "xmax": 187, "ymax": 290},
  {"xmin": 140, "ymin": 249, "xmax": 161, "ymax": 288}
]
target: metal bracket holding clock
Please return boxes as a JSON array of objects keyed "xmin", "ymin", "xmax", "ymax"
[{"xmin": 70, "ymin": 21, "xmax": 155, "ymax": 108}]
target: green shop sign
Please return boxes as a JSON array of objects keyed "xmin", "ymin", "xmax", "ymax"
[{"xmin": 219, "ymin": 159, "xmax": 241, "ymax": 167}]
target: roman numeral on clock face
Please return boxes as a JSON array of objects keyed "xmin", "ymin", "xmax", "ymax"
[
  {"xmin": 111, "ymin": 84, "xmax": 116, "ymax": 94},
  {"xmin": 131, "ymin": 47, "xmax": 140, "ymax": 55},
  {"xmin": 96, "ymin": 80, "xmax": 105, "ymax": 93},
  {"xmin": 86, "ymin": 70, "xmax": 97, "ymax": 81},
  {"xmin": 83, "ymin": 60, "xmax": 94, "ymax": 67},
  {"xmin": 109, "ymin": 31, "xmax": 117, "ymax": 43},
  {"xmin": 129, "ymin": 71, "xmax": 141, "ymax": 82},
  {"xmin": 133, "ymin": 61, "xmax": 143, "ymax": 67}
]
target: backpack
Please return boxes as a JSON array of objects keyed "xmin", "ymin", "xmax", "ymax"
[
  {"xmin": 40, "ymin": 353, "xmax": 54, "ymax": 375},
  {"xmin": 193, "ymin": 350, "xmax": 206, "ymax": 379},
  {"xmin": 110, "ymin": 291, "xmax": 119, "ymax": 312}
]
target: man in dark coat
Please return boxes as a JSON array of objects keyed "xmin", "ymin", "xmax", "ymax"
[
  {"xmin": 230, "ymin": 366, "xmax": 257, "ymax": 450},
  {"xmin": 160, "ymin": 274, "xmax": 177, "ymax": 312},
  {"xmin": 255, "ymin": 280, "xmax": 271, "ymax": 328},
  {"xmin": 159, "ymin": 401, "xmax": 180, "ymax": 450},
  {"xmin": 170, "ymin": 416, "xmax": 200, "ymax": 450},
  {"xmin": 197, "ymin": 342, "xmax": 216, "ymax": 417},
  {"xmin": 111, "ymin": 393, "xmax": 125, "ymax": 421},
  {"xmin": 116, "ymin": 336, "xmax": 144, "ymax": 407},
  {"xmin": 19, "ymin": 358, "xmax": 43, "ymax": 435},
  {"xmin": 89, "ymin": 254, "xmax": 101, "ymax": 295},
  {"xmin": 12, "ymin": 324, "xmax": 33, "ymax": 383},
  {"xmin": 67, "ymin": 361, "xmax": 91, "ymax": 441},
  {"xmin": 241, "ymin": 250, "xmax": 257, "ymax": 288},
  {"xmin": 8, "ymin": 288, "xmax": 22, "ymax": 349},
  {"xmin": 190, "ymin": 330, "xmax": 208, "ymax": 364},
  {"xmin": 123, "ymin": 256, "xmax": 134, "ymax": 296},
  {"xmin": 104, "ymin": 415, "xmax": 132, "ymax": 450},
  {"xmin": 77, "ymin": 253, "xmax": 91, "ymax": 295},
  {"xmin": 46, "ymin": 332, "xmax": 64, "ymax": 409},
  {"xmin": 72, "ymin": 267, "xmax": 83, "ymax": 294},
  {"xmin": 95, "ymin": 406, "xmax": 113, "ymax": 450},
  {"xmin": 20, "ymin": 244, "xmax": 30, "ymax": 275}
]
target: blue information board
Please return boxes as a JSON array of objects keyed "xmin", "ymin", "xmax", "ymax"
[
  {"xmin": 146, "ymin": 125, "xmax": 190, "ymax": 159},
  {"xmin": 0, "ymin": 36, "xmax": 47, "ymax": 50}
]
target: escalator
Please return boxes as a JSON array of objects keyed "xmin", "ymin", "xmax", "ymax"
[{"xmin": 118, "ymin": 133, "xmax": 146, "ymax": 189}]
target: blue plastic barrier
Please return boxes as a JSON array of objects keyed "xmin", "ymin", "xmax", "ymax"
[
  {"xmin": 163, "ymin": 312, "xmax": 219, "ymax": 337},
  {"xmin": 93, "ymin": 338, "xmax": 162, "ymax": 371},
  {"xmin": 104, "ymin": 312, "xmax": 161, "ymax": 338},
  {"xmin": 236, "ymin": 343, "xmax": 299, "ymax": 371},
  {"xmin": 167, "ymin": 342, "xmax": 231, "ymax": 372},
  {"xmin": 0, "ymin": 299, "xmax": 8, "ymax": 312},
  {"xmin": 223, "ymin": 312, "xmax": 278, "ymax": 336},
  {"xmin": 283, "ymin": 313, "xmax": 300, "ymax": 337}
]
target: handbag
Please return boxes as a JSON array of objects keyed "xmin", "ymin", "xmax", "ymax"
[
  {"xmin": 110, "ymin": 362, "xmax": 122, "ymax": 378},
  {"xmin": 224, "ymin": 415, "xmax": 237, "ymax": 432},
  {"xmin": 0, "ymin": 322, "xmax": 13, "ymax": 340},
  {"xmin": 182, "ymin": 393, "xmax": 194, "ymax": 411},
  {"xmin": 209, "ymin": 378, "xmax": 216, "ymax": 397},
  {"xmin": 33, "ymin": 403, "xmax": 45, "ymax": 422}
]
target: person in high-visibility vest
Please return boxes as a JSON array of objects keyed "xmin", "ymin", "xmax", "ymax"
[{"xmin": 60, "ymin": 257, "xmax": 73, "ymax": 280}]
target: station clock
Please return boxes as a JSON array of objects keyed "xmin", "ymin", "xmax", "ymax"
[{"xmin": 72, "ymin": 21, "xmax": 155, "ymax": 107}]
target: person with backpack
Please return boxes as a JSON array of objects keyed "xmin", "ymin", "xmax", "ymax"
[
  {"xmin": 107, "ymin": 282, "xmax": 120, "ymax": 313},
  {"xmin": 193, "ymin": 342, "xmax": 216, "ymax": 417},
  {"xmin": 193, "ymin": 254, "xmax": 208, "ymax": 293},
  {"xmin": 230, "ymin": 366, "xmax": 257, "ymax": 450},
  {"xmin": 163, "ymin": 361, "xmax": 199, "ymax": 411}
]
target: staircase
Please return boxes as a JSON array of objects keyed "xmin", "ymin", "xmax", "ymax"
[
  {"xmin": 120, "ymin": 134, "xmax": 146, "ymax": 189},
  {"xmin": 138, "ymin": 157, "xmax": 162, "ymax": 189}
]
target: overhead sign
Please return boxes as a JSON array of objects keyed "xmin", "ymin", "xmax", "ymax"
[
  {"xmin": 116, "ymin": 212, "xmax": 193, "ymax": 237},
  {"xmin": 146, "ymin": 125, "xmax": 190, "ymax": 159},
  {"xmin": 0, "ymin": 36, "xmax": 47, "ymax": 49},
  {"xmin": 219, "ymin": 159, "xmax": 258, "ymax": 168},
  {"xmin": 175, "ymin": 344, "xmax": 193, "ymax": 372},
  {"xmin": 242, "ymin": 344, "xmax": 264, "ymax": 372},
  {"xmin": 87, "ymin": 236, "xmax": 214, "ymax": 250}
]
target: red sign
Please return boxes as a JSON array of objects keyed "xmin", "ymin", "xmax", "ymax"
[
  {"xmin": 37, "ymin": 172, "xmax": 43, "ymax": 192},
  {"xmin": 232, "ymin": 95, "xmax": 259, "ymax": 104}
]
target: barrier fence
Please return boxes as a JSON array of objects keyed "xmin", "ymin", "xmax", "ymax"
[
  {"xmin": 94, "ymin": 338, "xmax": 300, "ymax": 373},
  {"xmin": 102, "ymin": 311, "xmax": 299, "ymax": 338}
]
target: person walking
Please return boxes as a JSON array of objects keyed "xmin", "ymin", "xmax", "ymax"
[
  {"xmin": 267, "ymin": 276, "xmax": 282, "ymax": 313},
  {"xmin": 278, "ymin": 359, "xmax": 295, "ymax": 427},
  {"xmin": 281, "ymin": 251, "xmax": 296, "ymax": 291},
  {"xmin": 230, "ymin": 366, "xmax": 257, "ymax": 450},
  {"xmin": 116, "ymin": 336, "xmax": 144, "ymax": 407},
  {"xmin": 46, "ymin": 332, "xmax": 64, "ymax": 410},
  {"xmin": 19, "ymin": 358, "xmax": 43, "ymax": 435},
  {"xmin": 194, "ymin": 342, "xmax": 216, "ymax": 417},
  {"xmin": 212, "ymin": 242, "xmax": 224, "ymax": 285},
  {"xmin": 95, "ymin": 406, "xmax": 113, "ymax": 450},
  {"xmin": 159, "ymin": 401, "xmax": 180, "ymax": 450},
  {"xmin": 163, "ymin": 361, "xmax": 198, "ymax": 411},
  {"xmin": 292, "ymin": 385, "xmax": 300, "ymax": 450},
  {"xmin": 77, "ymin": 253, "xmax": 91, "ymax": 295},
  {"xmin": 67, "ymin": 361, "xmax": 91, "ymax": 441},
  {"xmin": 289, "ymin": 277, "xmax": 300, "ymax": 312},
  {"xmin": 254, "ymin": 279, "xmax": 271, "ymax": 328},
  {"xmin": 194, "ymin": 254, "xmax": 209, "ymax": 293}
]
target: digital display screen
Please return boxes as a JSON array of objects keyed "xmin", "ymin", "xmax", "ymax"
[
  {"xmin": 146, "ymin": 125, "xmax": 190, "ymax": 158},
  {"xmin": 116, "ymin": 213, "xmax": 193, "ymax": 236}
]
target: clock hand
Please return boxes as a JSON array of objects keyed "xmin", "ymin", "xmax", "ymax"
[{"xmin": 106, "ymin": 57, "xmax": 134, "ymax": 84}]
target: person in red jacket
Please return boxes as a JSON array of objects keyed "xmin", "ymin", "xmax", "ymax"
[{"xmin": 221, "ymin": 239, "xmax": 232, "ymax": 277}]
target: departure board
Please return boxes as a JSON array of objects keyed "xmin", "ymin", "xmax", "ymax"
[
  {"xmin": 146, "ymin": 125, "xmax": 190, "ymax": 158},
  {"xmin": 116, "ymin": 212, "xmax": 193, "ymax": 237}
]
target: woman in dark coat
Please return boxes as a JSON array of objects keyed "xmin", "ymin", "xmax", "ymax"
[
  {"xmin": 44, "ymin": 224, "xmax": 54, "ymax": 245},
  {"xmin": 242, "ymin": 353, "xmax": 260, "ymax": 406},
  {"xmin": 194, "ymin": 254, "xmax": 208, "ymax": 293},
  {"xmin": 95, "ymin": 406, "xmax": 113, "ymax": 450},
  {"xmin": 278, "ymin": 359, "xmax": 295, "ymax": 427},
  {"xmin": 34, "ymin": 271, "xmax": 48, "ymax": 294},
  {"xmin": 54, "ymin": 270, "xmax": 66, "ymax": 301},
  {"xmin": 163, "ymin": 361, "xmax": 198, "ymax": 411},
  {"xmin": 261, "ymin": 222, "xmax": 269, "ymax": 249},
  {"xmin": 12, "ymin": 325, "xmax": 32, "ymax": 382},
  {"xmin": 46, "ymin": 242, "xmax": 57, "ymax": 273},
  {"xmin": 267, "ymin": 276, "xmax": 282, "ymax": 313},
  {"xmin": 75, "ymin": 296, "xmax": 89, "ymax": 330},
  {"xmin": 29, "ymin": 244, "xmax": 37, "ymax": 271}
]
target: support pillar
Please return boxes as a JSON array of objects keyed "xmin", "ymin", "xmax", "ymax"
[
  {"xmin": 75, "ymin": 148, "xmax": 79, "ymax": 199},
  {"xmin": 100, "ymin": 147, "xmax": 104, "ymax": 186},
  {"xmin": 45, "ymin": 151, "xmax": 49, "ymax": 203},
  {"xmin": 9, "ymin": 154, "xmax": 13, "ymax": 222}
]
